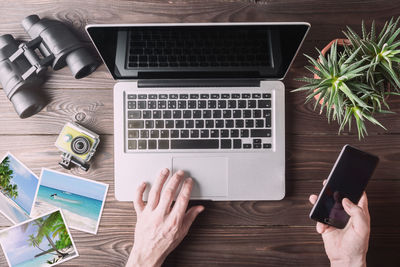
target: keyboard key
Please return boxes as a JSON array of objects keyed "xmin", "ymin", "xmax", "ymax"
[
  {"xmin": 127, "ymin": 94, "xmax": 137, "ymax": 99},
  {"xmin": 243, "ymin": 144, "xmax": 251, "ymax": 149},
  {"xmin": 179, "ymin": 94, "xmax": 189, "ymax": 99},
  {"xmin": 243, "ymin": 110, "xmax": 252, "ymax": 118},
  {"xmin": 218, "ymin": 100, "xmax": 227, "ymax": 108},
  {"xmin": 211, "ymin": 94, "xmax": 219, "ymax": 99},
  {"xmin": 221, "ymin": 94, "xmax": 230, "ymax": 99},
  {"xmin": 254, "ymin": 143, "xmax": 262, "ymax": 149},
  {"xmin": 221, "ymin": 139, "xmax": 232, "ymax": 149},
  {"xmin": 208, "ymin": 100, "xmax": 217, "ymax": 109},
  {"xmin": 221, "ymin": 129, "xmax": 229, "ymax": 138},
  {"xmin": 213, "ymin": 110, "xmax": 222, "ymax": 118},
  {"xmin": 198, "ymin": 100, "xmax": 207, "ymax": 108},
  {"xmin": 242, "ymin": 93, "xmax": 250, "ymax": 99},
  {"xmin": 128, "ymin": 111, "xmax": 141, "ymax": 119},
  {"xmin": 195, "ymin": 120, "xmax": 204, "ymax": 128},
  {"xmin": 175, "ymin": 120, "xmax": 184, "ymax": 128},
  {"xmin": 200, "ymin": 94, "xmax": 209, "ymax": 99},
  {"xmin": 128, "ymin": 120, "xmax": 144, "ymax": 128},
  {"xmin": 185, "ymin": 120, "xmax": 194, "ymax": 128},
  {"xmin": 235, "ymin": 119, "xmax": 244, "ymax": 128},
  {"xmin": 180, "ymin": 130, "xmax": 189, "ymax": 138},
  {"xmin": 178, "ymin": 100, "xmax": 186, "ymax": 109},
  {"xmin": 148, "ymin": 140, "xmax": 157, "ymax": 149},
  {"xmin": 190, "ymin": 94, "xmax": 199, "ymax": 99},
  {"xmin": 205, "ymin": 120, "xmax": 214, "ymax": 128},
  {"xmin": 138, "ymin": 101, "xmax": 146, "ymax": 109},
  {"xmin": 171, "ymin": 139, "xmax": 219, "ymax": 149},
  {"xmin": 193, "ymin": 110, "xmax": 202, "ymax": 118},
  {"xmin": 161, "ymin": 130, "xmax": 169, "ymax": 138},
  {"xmin": 253, "ymin": 139, "xmax": 262, "ymax": 144},
  {"xmin": 128, "ymin": 130, "xmax": 139, "ymax": 138},
  {"xmin": 143, "ymin": 110, "xmax": 152, "ymax": 119},
  {"xmin": 252, "ymin": 93, "xmax": 261, "ymax": 98},
  {"xmin": 232, "ymin": 93, "xmax": 240, "ymax": 99},
  {"xmin": 128, "ymin": 101, "xmax": 136, "ymax": 109},
  {"xmin": 228, "ymin": 100, "xmax": 237, "ymax": 108},
  {"xmin": 263, "ymin": 143, "xmax": 272, "ymax": 149},
  {"xmin": 223, "ymin": 110, "xmax": 231, "ymax": 118},
  {"xmin": 201, "ymin": 129, "xmax": 209, "ymax": 138},
  {"xmin": 165, "ymin": 120, "xmax": 174, "ymax": 128},
  {"xmin": 203, "ymin": 110, "xmax": 212, "ymax": 118},
  {"xmin": 262, "ymin": 93, "xmax": 271, "ymax": 98},
  {"xmin": 149, "ymin": 94, "xmax": 157, "ymax": 99},
  {"xmin": 153, "ymin": 110, "xmax": 161, "ymax": 119},
  {"xmin": 225, "ymin": 120, "xmax": 234, "ymax": 128},
  {"xmin": 256, "ymin": 119, "xmax": 264, "ymax": 128},
  {"xmin": 188, "ymin": 100, "xmax": 197, "ymax": 109},
  {"xmin": 128, "ymin": 140, "xmax": 137, "ymax": 149},
  {"xmin": 253, "ymin": 110, "xmax": 261, "ymax": 118},
  {"xmin": 158, "ymin": 101, "xmax": 166, "ymax": 109},
  {"xmin": 169, "ymin": 94, "xmax": 178, "ymax": 99},
  {"xmin": 145, "ymin": 120, "xmax": 154, "ymax": 128},
  {"xmin": 171, "ymin": 130, "xmax": 179, "ymax": 138},
  {"xmin": 168, "ymin": 100, "xmax": 177, "ymax": 109},
  {"xmin": 148, "ymin": 101, "xmax": 156, "ymax": 109},
  {"xmin": 230, "ymin": 129, "xmax": 239, "ymax": 138},
  {"xmin": 233, "ymin": 110, "xmax": 241, "ymax": 118},
  {"xmin": 140, "ymin": 130, "xmax": 149, "ymax": 138},
  {"xmin": 211, "ymin": 129, "xmax": 219, "ymax": 138},
  {"xmin": 264, "ymin": 110, "xmax": 271, "ymax": 127},
  {"xmin": 155, "ymin": 120, "xmax": 164, "ymax": 128},
  {"xmin": 138, "ymin": 94, "xmax": 147, "ymax": 99},
  {"xmin": 183, "ymin": 110, "xmax": 191, "ymax": 118},
  {"xmin": 238, "ymin": 100, "xmax": 246, "ymax": 108},
  {"xmin": 163, "ymin": 110, "xmax": 172, "ymax": 119},
  {"xmin": 158, "ymin": 140, "xmax": 169, "ymax": 149},
  {"xmin": 138, "ymin": 140, "xmax": 147, "ymax": 149},
  {"xmin": 159, "ymin": 94, "xmax": 168, "ymax": 99},
  {"xmin": 233, "ymin": 139, "xmax": 242, "ymax": 149},
  {"xmin": 216, "ymin": 120, "xmax": 224, "ymax": 128},
  {"xmin": 173, "ymin": 110, "xmax": 182, "ymax": 118},
  {"xmin": 240, "ymin": 129, "xmax": 249, "ymax": 137},
  {"xmin": 150, "ymin": 130, "xmax": 159, "ymax": 138},
  {"xmin": 190, "ymin": 129, "xmax": 199, "ymax": 138},
  {"xmin": 245, "ymin": 119, "xmax": 254, "ymax": 128},
  {"xmin": 258, "ymin": 100, "xmax": 271, "ymax": 108},
  {"xmin": 248, "ymin": 100, "xmax": 257, "ymax": 108},
  {"xmin": 251, "ymin": 129, "xmax": 271, "ymax": 137}
]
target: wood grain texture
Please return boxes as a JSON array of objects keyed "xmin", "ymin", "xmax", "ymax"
[{"xmin": 0, "ymin": 0, "xmax": 400, "ymax": 266}]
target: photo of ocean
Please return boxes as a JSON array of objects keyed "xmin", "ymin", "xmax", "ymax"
[{"xmin": 32, "ymin": 169, "xmax": 108, "ymax": 234}]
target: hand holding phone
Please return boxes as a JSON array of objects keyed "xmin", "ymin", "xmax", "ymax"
[{"xmin": 309, "ymin": 145, "xmax": 379, "ymax": 228}]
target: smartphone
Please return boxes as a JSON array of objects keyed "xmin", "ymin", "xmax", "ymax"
[{"xmin": 309, "ymin": 145, "xmax": 379, "ymax": 229}]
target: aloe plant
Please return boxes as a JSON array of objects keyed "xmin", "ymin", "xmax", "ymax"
[{"xmin": 294, "ymin": 18, "xmax": 400, "ymax": 139}]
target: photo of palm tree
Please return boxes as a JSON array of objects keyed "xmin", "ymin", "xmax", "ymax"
[
  {"xmin": 0, "ymin": 209, "xmax": 78, "ymax": 267},
  {"xmin": 0, "ymin": 153, "xmax": 40, "ymax": 224}
]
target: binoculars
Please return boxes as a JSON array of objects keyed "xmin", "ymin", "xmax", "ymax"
[{"xmin": 0, "ymin": 15, "xmax": 98, "ymax": 118}]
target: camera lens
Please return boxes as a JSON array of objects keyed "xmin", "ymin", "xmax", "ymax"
[{"xmin": 71, "ymin": 136, "xmax": 90, "ymax": 155}]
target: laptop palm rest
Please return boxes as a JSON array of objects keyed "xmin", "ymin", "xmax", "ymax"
[{"xmin": 172, "ymin": 157, "xmax": 228, "ymax": 198}]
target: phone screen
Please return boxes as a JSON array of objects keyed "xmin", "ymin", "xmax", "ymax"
[{"xmin": 310, "ymin": 145, "xmax": 379, "ymax": 229}]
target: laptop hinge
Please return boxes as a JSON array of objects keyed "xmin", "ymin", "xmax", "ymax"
[{"xmin": 137, "ymin": 79, "xmax": 260, "ymax": 88}]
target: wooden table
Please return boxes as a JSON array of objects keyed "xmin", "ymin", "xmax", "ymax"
[{"xmin": 0, "ymin": 1, "xmax": 399, "ymax": 266}]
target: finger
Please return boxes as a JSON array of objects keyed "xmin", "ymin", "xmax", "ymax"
[
  {"xmin": 158, "ymin": 170, "xmax": 185, "ymax": 212},
  {"xmin": 357, "ymin": 192, "xmax": 370, "ymax": 221},
  {"xmin": 171, "ymin": 178, "xmax": 194, "ymax": 222},
  {"xmin": 134, "ymin": 182, "xmax": 146, "ymax": 213},
  {"xmin": 342, "ymin": 198, "xmax": 369, "ymax": 230},
  {"xmin": 309, "ymin": 194, "xmax": 318, "ymax": 205},
  {"xmin": 182, "ymin": 205, "xmax": 204, "ymax": 233},
  {"xmin": 147, "ymin": 168, "xmax": 170, "ymax": 209},
  {"xmin": 316, "ymin": 222, "xmax": 328, "ymax": 234}
]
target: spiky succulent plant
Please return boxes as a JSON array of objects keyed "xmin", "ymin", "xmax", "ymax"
[{"xmin": 294, "ymin": 18, "xmax": 400, "ymax": 139}]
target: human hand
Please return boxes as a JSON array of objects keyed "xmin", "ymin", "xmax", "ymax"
[
  {"xmin": 126, "ymin": 168, "xmax": 204, "ymax": 267},
  {"xmin": 309, "ymin": 181, "xmax": 370, "ymax": 267}
]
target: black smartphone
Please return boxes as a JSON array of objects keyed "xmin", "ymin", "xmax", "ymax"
[{"xmin": 309, "ymin": 145, "xmax": 379, "ymax": 229}]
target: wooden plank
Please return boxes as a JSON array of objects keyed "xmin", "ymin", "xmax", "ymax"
[{"xmin": 0, "ymin": 225, "xmax": 397, "ymax": 267}]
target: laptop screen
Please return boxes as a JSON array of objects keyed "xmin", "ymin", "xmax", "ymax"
[{"xmin": 86, "ymin": 23, "xmax": 309, "ymax": 80}]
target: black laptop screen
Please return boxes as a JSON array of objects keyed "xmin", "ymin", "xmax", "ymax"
[{"xmin": 86, "ymin": 24, "xmax": 309, "ymax": 80}]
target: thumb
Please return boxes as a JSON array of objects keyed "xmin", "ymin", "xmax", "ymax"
[
  {"xmin": 182, "ymin": 205, "xmax": 204, "ymax": 233},
  {"xmin": 342, "ymin": 198, "xmax": 369, "ymax": 229}
]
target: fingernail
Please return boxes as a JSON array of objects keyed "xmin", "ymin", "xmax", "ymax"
[
  {"xmin": 199, "ymin": 206, "xmax": 205, "ymax": 212},
  {"xmin": 162, "ymin": 168, "xmax": 169, "ymax": 175},
  {"xmin": 343, "ymin": 198, "xmax": 351, "ymax": 208},
  {"xmin": 177, "ymin": 169, "xmax": 184, "ymax": 175},
  {"xmin": 186, "ymin": 177, "xmax": 193, "ymax": 183}
]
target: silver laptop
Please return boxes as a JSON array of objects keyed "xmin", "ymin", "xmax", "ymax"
[{"xmin": 86, "ymin": 23, "xmax": 310, "ymax": 201}]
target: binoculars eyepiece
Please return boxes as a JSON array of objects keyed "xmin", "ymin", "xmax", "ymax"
[{"xmin": 0, "ymin": 14, "xmax": 98, "ymax": 118}]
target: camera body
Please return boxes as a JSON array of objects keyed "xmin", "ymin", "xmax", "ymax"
[{"xmin": 55, "ymin": 122, "xmax": 100, "ymax": 171}]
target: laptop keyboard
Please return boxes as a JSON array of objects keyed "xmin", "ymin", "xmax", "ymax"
[{"xmin": 125, "ymin": 92, "xmax": 272, "ymax": 151}]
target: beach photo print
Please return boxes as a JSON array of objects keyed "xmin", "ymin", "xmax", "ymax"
[
  {"xmin": 0, "ymin": 209, "xmax": 78, "ymax": 267},
  {"xmin": 0, "ymin": 153, "xmax": 39, "ymax": 224},
  {"xmin": 32, "ymin": 169, "xmax": 108, "ymax": 234}
]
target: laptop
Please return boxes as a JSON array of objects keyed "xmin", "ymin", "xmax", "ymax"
[{"xmin": 86, "ymin": 22, "xmax": 310, "ymax": 201}]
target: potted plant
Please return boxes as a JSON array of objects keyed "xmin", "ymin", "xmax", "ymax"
[{"xmin": 293, "ymin": 18, "xmax": 400, "ymax": 138}]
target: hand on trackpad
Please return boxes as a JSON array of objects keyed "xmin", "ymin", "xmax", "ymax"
[{"xmin": 172, "ymin": 157, "xmax": 228, "ymax": 198}]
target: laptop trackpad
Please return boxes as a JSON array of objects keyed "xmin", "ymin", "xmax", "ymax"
[{"xmin": 172, "ymin": 157, "xmax": 228, "ymax": 198}]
